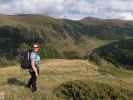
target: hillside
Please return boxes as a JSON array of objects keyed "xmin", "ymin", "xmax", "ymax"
[
  {"xmin": 81, "ymin": 17, "xmax": 133, "ymax": 40},
  {"xmin": 0, "ymin": 59, "xmax": 133, "ymax": 100},
  {"xmin": 1, "ymin": 15, "xmax": 133, "ymax": 65},
  {"xmin": 0, "ymin": 15, "xmax": 91, "ymax": 65},
  {"xmin": 89, "ymin": 39, "xmax": 133, "ymax": 69}
]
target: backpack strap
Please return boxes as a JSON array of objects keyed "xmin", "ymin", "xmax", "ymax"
[{"xmin": 28, "ymin": 51, "xmax": 30, "ymax": 61}]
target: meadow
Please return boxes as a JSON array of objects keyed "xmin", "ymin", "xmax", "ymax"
[{"xmin": 0, "ymin": 59, "xmax": 132, "ymax": 100}]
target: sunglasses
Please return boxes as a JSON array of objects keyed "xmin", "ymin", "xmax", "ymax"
[{"xmin": 34, "ymin": 47, "xmax": 39, "ymax": 48}]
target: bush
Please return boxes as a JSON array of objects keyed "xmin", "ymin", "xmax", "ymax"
[
  {"xmin": 54, "ymin": 80, "xmax": 133, "ymax": 100},
  {"xmin": 89, "ymin": 52, "xmax": 102, "ymax": 65}
]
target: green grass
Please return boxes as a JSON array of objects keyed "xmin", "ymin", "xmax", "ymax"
[{"xmin": 0, "ymin": 59, "xmax": 132, "ymax": 100}]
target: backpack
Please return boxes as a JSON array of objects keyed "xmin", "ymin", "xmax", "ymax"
[{"xmin": 19, "ymin": 50, "xmax": 32, "ymax": 69}]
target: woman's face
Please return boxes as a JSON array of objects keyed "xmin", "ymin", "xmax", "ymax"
[{"xmin": 34, "ymin": 47, "xmax": 40, "ymax": 53}]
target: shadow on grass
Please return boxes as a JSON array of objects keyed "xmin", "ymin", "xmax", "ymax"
[{"xmin": 7, "ymin": 78, "xmax": 26, "ymax": 86}]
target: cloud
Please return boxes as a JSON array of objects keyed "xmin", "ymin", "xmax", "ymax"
[
  {"xmin": 0, "ymin": 0, "xmax": 133, "ymax": 20},
  {"xmin": 91, "ymin": 0, "xmax": 133, "ymax": 20},
  {"xmin": 0, "ymin": 0, "xmax": 64, "ymax": 16}
]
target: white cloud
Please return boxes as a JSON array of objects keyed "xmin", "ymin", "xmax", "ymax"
[
  {"xmin": 118, "ymin": 12, "xmax": 133, "ymax": 20},
  {"xmin": 0, "ymin": 0, "xmax": 133, "ymax": 20},
  {"xmin": 94, "ymin": 0, "xmax": 133, "ymax": 20},
  {"xmin": 0, "ymin": 0, "xmax": 64, "ymax": 16}
]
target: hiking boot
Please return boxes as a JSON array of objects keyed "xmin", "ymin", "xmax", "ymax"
[{"xmin": 31, "ymin": 88, "xmax": 37, "ymax": 92}]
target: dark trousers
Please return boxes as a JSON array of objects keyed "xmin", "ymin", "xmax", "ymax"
[{"xmin": 27, "ymin": 67, "xmax": 39, "ymax": 91}]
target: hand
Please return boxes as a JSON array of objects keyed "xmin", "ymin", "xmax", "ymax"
[{"xmin": 35, "ymin": 71, "xmax": 38, "ymax": 77}]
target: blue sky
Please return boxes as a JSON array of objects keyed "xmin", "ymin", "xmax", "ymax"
[{"xmin": 0, "ymin": 0, "xmax": 133, "ymax": 20}]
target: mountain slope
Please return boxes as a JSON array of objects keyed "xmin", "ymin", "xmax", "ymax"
[
  {"xmin": 1, "ymin": 15, "xmax": 133, "ymax": 66},
  {"xmin": 89, "ymin": 39, "xmax": 133, "ymax": 69},
  {"xmin": 81, "ymin": 17, "xmax": 133, "ymax": 40}
]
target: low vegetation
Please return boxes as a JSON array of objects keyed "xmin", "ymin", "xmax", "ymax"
[
  {"xmin": 54, "ymin": 80, "xmax": 133, "ymax": 100},
  {"xmin": 0, "ymin": 59, "xmax": 132, "ymax": 100},
  {"xmin": 89, "ymin": 39, "xmax": 133, "ymax": 70}
]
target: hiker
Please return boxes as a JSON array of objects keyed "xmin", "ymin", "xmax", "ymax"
[{"xmin": 26, "ymin": 43, "xmax": 41, "ymax": 92}]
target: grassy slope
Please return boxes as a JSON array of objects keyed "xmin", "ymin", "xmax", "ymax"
[
  {"xmin": 2, "ymin": 15, "xmax": 133, "ymax": 61},
  {"xmin": 89, "ymin": 39, "xmax": 133, "ymax": 70},
  {"xmin": 0, "ymin": 59, "xmax": 133, "ymax": 100},
  {"xmin": 1, "ymin": 15, "xmax": 133, "ymax": 60},
  {"xmin": 0, "ymin": 15, "xmax": 110, "ymax": 60}
]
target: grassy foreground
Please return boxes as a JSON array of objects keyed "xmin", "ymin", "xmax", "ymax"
[{"xmin": 0, "ymin": 59, "xmax": 133, "ymax": 100}]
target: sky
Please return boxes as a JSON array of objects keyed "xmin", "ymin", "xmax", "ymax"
[{"xmin": 0, "ymin": 0, "xmax": 133, "ymax": 20}]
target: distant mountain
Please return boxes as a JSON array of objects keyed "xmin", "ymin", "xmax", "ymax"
[
  {"xmin": 81, "ymin": 16, "xmax": 132, "ymax": 24},
  {"xmin": 81, "ymin": 17, "xmax": 133, "ymax": 40},
  {"xmin": 81, "ymin": 16, "xmax": 105, "ymax": 24}
]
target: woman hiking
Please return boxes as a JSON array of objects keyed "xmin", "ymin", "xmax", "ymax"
[{"xmin": 26, "ymin": 43, "xmax": 41, "ymax": 92}]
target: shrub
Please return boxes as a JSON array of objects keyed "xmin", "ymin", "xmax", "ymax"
[{"xmin": 54, "ymin": 80, "xmax": 133, "ymax": 100}]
